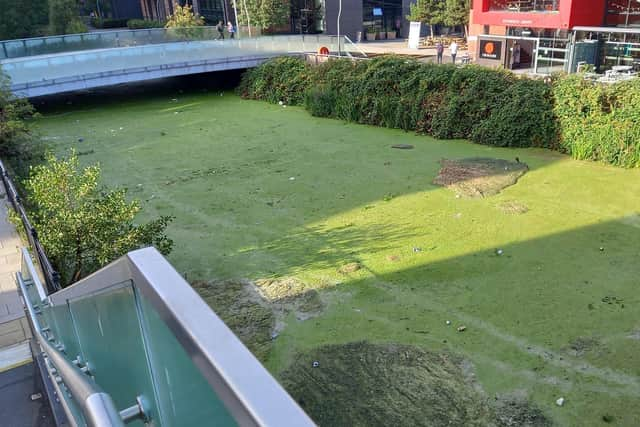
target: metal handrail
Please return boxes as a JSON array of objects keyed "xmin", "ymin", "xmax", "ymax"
[
  {"xmin": 16, "ymin": 271, "xmax": 125, "ymax": 427},
  {"xmin": 0, "ymin": 26, "xmax": 222, "ymax": 60},
  {"xmin": 0, "ymin": 160, "xmax": 60, "ymax": 293},
  {"xmin": 49, "ymin": 247, "xmax": 315, "ymax": 426}
]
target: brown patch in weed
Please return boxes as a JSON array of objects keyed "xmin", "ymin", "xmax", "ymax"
[
  {"xmin": 254, "ymin": 277, "xmax": 324, "ymax": 327},
  {"xmin": 499, "ymin": 201, "xmax": 529, "ymax": 215},
  {"xmin": 494, "ymin": 391, "xmax": 552, "ymax": 427},
  {"xmin": 192, "ymin": 280, "xmax": 274, "ymax": 361},
  {"xmin": 192, "ymin": 277, "xmax": 325, "ymax": 361},
  {"xmin": 280, "ymin": 342, "xmax": 496, "ymax": 427},
  {"xmin": 565, "ymin": 336, "xmax": 604, "ymax": 357},
  {"xmin": 434, "ymin": 158, "xmax": 528, "ymax": 198},
  {"xmin": 338, "ymin": 262, "xmax": 362, "ymax": 274}
]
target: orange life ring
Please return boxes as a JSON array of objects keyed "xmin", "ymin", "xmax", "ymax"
[{"xmin": 318, "ymin": 46, "xmax": 330, "ymax": 56}]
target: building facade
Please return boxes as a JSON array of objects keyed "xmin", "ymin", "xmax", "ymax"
[
  {"xmin": 140, "ymin": 0, "xmax": 229, "ymax": 24},
  {"xmin": 469, "ymin": 0, "xmax": 640, "ymax": 73},
  {"xmin": 322, "ymin": 0, "xmax": 414, "ymax": 41}
]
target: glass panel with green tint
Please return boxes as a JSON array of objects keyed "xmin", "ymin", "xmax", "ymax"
[
  {"xmin": 49, "ymin": 303, "xmax": 84, "ymax": 364},
  {"xmin": 67, "ymin": 281, "xmax": 159, "ymax": 426},
  {"xmin": 133, "ymin": 285, "xmax": 237, "ymax": 427}
]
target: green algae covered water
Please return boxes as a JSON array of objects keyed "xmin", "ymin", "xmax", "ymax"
[{"xmin": 33, "ymin": 77, "xmax": 640, "ymax": 426}]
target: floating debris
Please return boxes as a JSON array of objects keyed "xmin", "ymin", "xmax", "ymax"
[
  {"xmin": 555, "ymin": 397, "xmax": 565, "ymax": 407},
  {"xmin": 312, "ymin": 361, "xmax": 320, "ymax": 368}
]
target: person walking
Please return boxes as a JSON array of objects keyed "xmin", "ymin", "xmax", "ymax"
[
  {"xmin": 216, "ymin": 21, "xmax": 225, "ymax": 40},
  {"xmin": 227, "ymin": 21, "xmax": 235, "ymax": 39},
  {"xmin": 450, "ymin": 40, "xmax": 458, "ymax": 64},
  {"xmin": 436, "ymin": 40, "xmax": 444, "ymax": 64}
]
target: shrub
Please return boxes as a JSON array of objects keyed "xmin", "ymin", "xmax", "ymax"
[
  {"xmin": 65, "ymin": 19, "xmax": 88, "ymax": 34},
  {"xmin": 0, "ymin": 0, "xmax": 48, "ymax": 39},
  {"xmin": 237, "ymin": 56, "xmax": 311, "ymax": 105},
  {"xmin": 49, "ymin": 0, "xmax": 81, "ymax": 34},
  {"xmin": 91, "ymin": 18, "xmax": 129, "ymax": 29},
  {"xmin": 0, "ymin": 72, "xmax": 37, "ymax": 157},
  {"xmin": 471, "ymin": 77, "xmax": 558, "ymax": 148},
  {"xmin": 127, "ymin": 19, "xmax": 165, "ymax": 29},
  {"xmin": 553, "ymin": 76, "xmax": 640, "ymax": 167},
  {"xmin": 305, "ymin": 85, "xmax": 337, "ymax": 117},
  {"xmin": 24, "ymin": 151, "xmax": 174, "ymax": 285},
  {"xmin": 165, "ymin": 4, "xmax": 204, "ymax": 28}
]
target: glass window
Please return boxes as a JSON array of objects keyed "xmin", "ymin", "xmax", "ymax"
[
  {"xmin": 200, "ymin": 0, "xmax": 225, "ymax": 24},
  {"xmin": 488, "ymin": 0, "xmax": 560, "ymax": 13},
  {"xmin": 605, "ymin": 0, "xmax": 640, "ymax": 27},
  {"xmin": 363, "ymin": 0, "xmax": 403, "ymax": 33}
]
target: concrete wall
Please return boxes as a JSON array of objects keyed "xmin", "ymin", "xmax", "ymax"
[{"xmin": 324, "ymin": 0, "xmax": 363, "ymax": 40}]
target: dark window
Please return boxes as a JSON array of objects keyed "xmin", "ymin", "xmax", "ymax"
[
  {"xmin": 363, "ymin": 0, "xmax": 403, "ymax": 33},
  {"xmin": 605, "ymin": 0, "xmax": 640, "ymax": 26},
  {"xmin": 200, "ymin": 0, "xmax": 225, "ymax": 23},
  {"xmin": 488, "ymin": 0, "xmax": 560, "ymax": 13}
]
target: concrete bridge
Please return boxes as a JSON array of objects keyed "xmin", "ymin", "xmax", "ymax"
[{"xmin": 0, "ymin": 27, "xmax": 364, "ymax": 98}]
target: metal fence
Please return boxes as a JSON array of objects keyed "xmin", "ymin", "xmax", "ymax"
[
  {"xmin": 0, "ymin": 28, "xmax": 367, "ymax": 61},
  {"xmin": 0, "ymin": 27, "xmax": 223, "ymax": 60},
  {"xmin": 0, "ymin": 159, "xmax": 60, "ymax": 293},
  {"xmin": 17, "ymin": 246, "xmax": 314, "ymax": 427}
]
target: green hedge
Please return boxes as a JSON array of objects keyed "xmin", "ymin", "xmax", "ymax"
[
  {"xmin": 91, "ymin": 18, "xmax": 128, "ymax": 29},
  {"xmin": 553, "ymin": 75, "xmax": 640, "ymax": 168},
  {"xmin": 126, "ymin": 19, "xmax": 165, "ymax": 29},
  {"xmin": 238, "ymin": 56, "xmax": 640, "ymax": 168}
]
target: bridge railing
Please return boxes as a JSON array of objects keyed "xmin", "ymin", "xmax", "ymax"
[
  {"xmin": 0, "ymin": 29, "xmax": 366, "ymax": 61},
  {"xmin": 0, "ymin": 26, "xmax": 223, "ymax": 60},
  {"xmin": 17, "ymin": 246, "xmax": 314, "ymax": 427}
]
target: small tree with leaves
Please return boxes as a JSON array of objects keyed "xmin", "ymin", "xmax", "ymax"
[
  {"xmin": 49, "ymin": 0, "xmax": 86, "ymax": 35},
  {"xmin": 443, "ymin": 0, "xmax": 470, "ymax": 38},
  {"xmin": 0, "ymin": 72, "xmax": 37, "ymax": 157},
  {"xmin": 238, "ymin": 0, "xmax": 291, "ymax": 31},
  {"xmin": 407, "ymin": 0, "xmax": 445, "ymax": 38},
  {"xmin": 24, "ymin": 151, "xmax": 174, "ymax": 285},
  {"xmin": 165, "ymin": 2, "xmax": 205, "ymax": 39},
  {"xmin": 165, "ymin": 2, "xmax": 205, "ymax": 28}
]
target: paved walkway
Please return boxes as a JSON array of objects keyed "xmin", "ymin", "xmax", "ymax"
[
  {"xmin": 357, "ymin": 40, "xmax": 468, "ymax": 57},
  {"xmin": 0, "ymin": 181, "xmax": 31, "ymax": 364}
]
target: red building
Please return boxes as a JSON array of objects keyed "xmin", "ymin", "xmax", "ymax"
[{"xmin": 469, "ymin": 0, "xmax": 640, "ymax": 73}]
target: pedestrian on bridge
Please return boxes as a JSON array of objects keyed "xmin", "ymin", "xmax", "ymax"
[
  {"xmin": 436, "ymin": 40, "xmax": 444, "ymax": 64},
  {"xmin": 227, "ymin": 22, "xmax": 235, "ymax": 39},
  {"xmin": 216, "ymin": 21, "xmax": 225, "ymax": 40},
  {"xmin": 450, "ymin": 41, "xmax": 458, "ymax": 64}
]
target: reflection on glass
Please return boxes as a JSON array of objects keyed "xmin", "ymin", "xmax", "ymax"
[{"xmin": 489, "ymin": 0, "xmax": 560, "ymax": 12}]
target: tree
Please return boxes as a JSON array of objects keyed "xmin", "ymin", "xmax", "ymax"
[
  {"xmin": 49, "ymin": 0, "xmax": 86, "ymax": 35},
  {"xmin": 0, "ymin": 0, "xmax": 48, "ymax": 40},
  {"xmin": 443, "ymin": 0, "xmax": 470, "ymax": 38},
  {"xmin": 407, "ymin": 0, "xmax": 444, "ymax": 38},
  {"xmin": 165, "ymin": 2, "xmax": 205, "ymax": 28},
  {"xmin": 237, "ymin": 0, "xmax": 291, "ymax": 31},
  {"xmin": 24, "ymin": 151, "xmax": 174, "ymax": 285},
  {"xmin": 165, "ymin": 2, "xmax": 205, "ymax": 39},
  {"xmin": 0, "ymin": 72, "xmax": 37, "ymax": 157}
]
